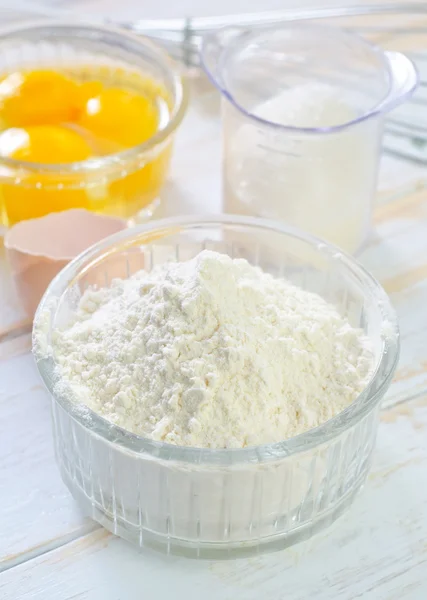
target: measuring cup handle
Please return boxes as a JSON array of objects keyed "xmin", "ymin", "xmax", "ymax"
[
  {"xmin": 384, "ymin": 50, "xmax": 419, "ymax": 109},
  {"xmin": 201, "ymin": 27, "xmax": 245, "ymax": 94}
]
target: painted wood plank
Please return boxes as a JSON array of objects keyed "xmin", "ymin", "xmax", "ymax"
[
  {"xmin": 0, "ymin": 12, "xmax": 427, "ymax": 590},
  {"xmin": 0, "ymin": 351, "xmax": 96, "ymax": 571},
  {"xmin": 0, "ymin": 335, "xmax": 424, "ymax": 574},
  {"xmin": 360, "ymin": 188, "xmax": 427, "ymax": 405},
  {"xmin": 1, "ymin": 393, "xmax": 426, "ymax": 600},
  {"xmin": 0, "ymin": 152, "xmax": 426, "ymax": 568},
  {"xmin": 0, "ymin": 4, "xmax": 425, "ymax": 597}
]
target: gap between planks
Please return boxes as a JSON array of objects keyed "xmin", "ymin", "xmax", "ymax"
[{"xmin": 0, "ymin": 523, "xmax": 100, "ymax": 575}]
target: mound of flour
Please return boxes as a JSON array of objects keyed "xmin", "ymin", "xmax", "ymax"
[{"xmin": 52, "ymin": 250, "xmax": 373, "ymax": 448}]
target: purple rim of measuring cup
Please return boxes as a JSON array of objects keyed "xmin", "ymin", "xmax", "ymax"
[{"xmin": 201, "ymin": 22, "xmax": 419, "ymax": 135}]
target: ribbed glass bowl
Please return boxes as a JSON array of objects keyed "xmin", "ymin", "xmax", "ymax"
[{"xmin": 32, "ymin": 215, "xmax": 399, "ymax": 558}]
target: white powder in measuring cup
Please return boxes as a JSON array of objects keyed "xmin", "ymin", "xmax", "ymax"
[
  {"xmin": 253, "ymin": 83, "xmax": 356, "ymax": 128},
  {"xmin": 52, "ymin": 250, "xmax": 373, "ymax": 449},
  {"xmin": 224, "ymin": 82, "xmax": 380, "ymax": 253}
]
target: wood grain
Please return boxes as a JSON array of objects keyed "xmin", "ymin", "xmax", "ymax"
[
  {"xmin": 1, "ymin": 8, "xmax": 427, "ymax": 596},
  {"xmin": 0, "ymin": 80, "xmax": 426, "ymax": 572},
  {"xmin": 1, "ymin": 393, "xmax": 427, "ymax": 600},
  {"xmin": 0, "ymin": 351, "xmax": 95, "ymax": 571}
]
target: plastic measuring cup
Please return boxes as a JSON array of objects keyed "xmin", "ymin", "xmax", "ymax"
[{"xmin": 201, "ymin": 23, "xmax": 418, "ymax": 253}]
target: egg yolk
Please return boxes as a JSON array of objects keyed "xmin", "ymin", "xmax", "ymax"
[
  {"xmin": 79, "ymin": 87, "xmax": 158, "ymax": 149},
  {"xmin": 2, "ymin": 125, "xmax": 92, "ymax": 163},
  {"xmin": 0, "ymin": 125, "xmax": 96, "ymax": 224},
  {"xmin": 0, "ymin": 70, "xmax": 81, "ymax": 127},
  {"xmin": 0, "ymin": 68, "xmax": 171, "ymax": 227}
]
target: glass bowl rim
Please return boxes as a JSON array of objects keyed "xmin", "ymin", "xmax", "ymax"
[
  {"xmin": 33, "ymin": 214, "xmax": 399, "ymax": 465},
  {"xmin": 0, "ymin": 21, "xmax": 189, "ymax": 174}
]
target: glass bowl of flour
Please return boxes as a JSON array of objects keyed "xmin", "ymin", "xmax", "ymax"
[{"xmin": 32, "ymin": 215, "xmax": 399, "ymax": 558}]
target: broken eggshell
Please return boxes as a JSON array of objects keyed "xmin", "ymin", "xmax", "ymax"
[{"xmin": 4, "ymin": 209, "xmax": 129, "ymax": 319}]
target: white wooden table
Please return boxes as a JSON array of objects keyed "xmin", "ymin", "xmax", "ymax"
[{"xmin": 2, "ymin": 3, "xmax": 427, "ymax": 599}]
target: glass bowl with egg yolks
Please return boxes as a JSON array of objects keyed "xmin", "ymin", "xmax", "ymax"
[{"xmin": 0, "ymin": 23, "xmax": 188, "ymax": 227}]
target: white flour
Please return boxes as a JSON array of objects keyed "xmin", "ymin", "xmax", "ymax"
[
  {"xmin": 253, "ymin": 83, "xmax": 356, "ymax": 128},
  {"xmin": 224, "ymin": 82, "xmax": 379, "ymax": 253},
  {"xmin": 52, "ymin": 250, "xmax": 373, "ymax": 449}
]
